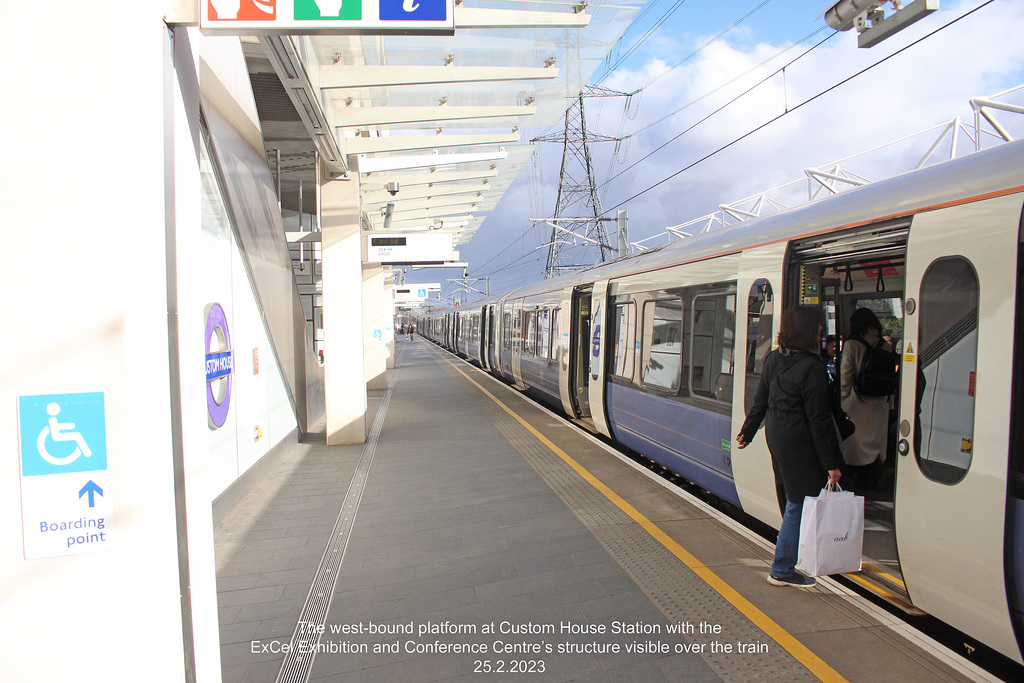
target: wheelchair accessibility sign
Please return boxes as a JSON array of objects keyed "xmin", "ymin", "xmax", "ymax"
[{"xmin": 17, "ymin": 392, "xmax": 112, "ymax": 559}]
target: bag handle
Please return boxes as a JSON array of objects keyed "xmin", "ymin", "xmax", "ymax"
[{"xmin": 825, "ymin": 480, "xmax": 844, "ymax": 492}]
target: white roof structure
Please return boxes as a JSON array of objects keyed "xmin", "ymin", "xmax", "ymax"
[{"xmin": 246, "ymin": 0, "xmax": 640, "ymax": 247}]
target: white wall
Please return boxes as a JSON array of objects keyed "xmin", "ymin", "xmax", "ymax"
[
  {"xmin": 0, "ymin": 2, "xmax": 188, "ymax": 679},
  {"xmin": 0, "ymin": 5, "xmax": 310, "ymax": 680}
]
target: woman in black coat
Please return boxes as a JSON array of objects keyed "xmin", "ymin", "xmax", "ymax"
[{"xmin": 737, "ymin": 305, "xmax": 844, "ymax": 588}]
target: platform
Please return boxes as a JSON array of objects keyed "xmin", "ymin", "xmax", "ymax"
[{"xmin": 215, "ymin": 338, "xmax": 994, "ymax": 682}]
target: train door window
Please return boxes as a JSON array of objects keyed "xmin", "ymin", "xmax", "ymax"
[
  {"xmin": 502, "ymin": 311, "xmax": 512, "ymax": 351},
  {"xmin": 641, "ymin": 298, "xmax": 683, "ymax": 391},
  {"xmin": 689, "ymin": 292, "xmax": 736, "ymax": 402},
  {"xmin": 915, "ymin": 257, "xmax": 979, "ymax": 484},
  {"xmin": 611, "ymin": 302, "xmax": 636, "ymax": 380},
  {"xmin": 551, "ymin": 309, "xmax": 560, "ymax": 364},
  {"xmin": 539, "ymin": 310, "xmax": 551, "ymax": 360},
  {"xmin": 523, "ymin": 310, "xmax": 537, "ymax": 357},
  {"xmin": 744, "ymin": 280, "xmax": 774, "ymax": 412}
]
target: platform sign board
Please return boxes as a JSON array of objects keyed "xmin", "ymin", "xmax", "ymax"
[
  {"xmin": 368, "ymin": 234, "xmax": 455, "ymax": 264},
  {"xmin": 17, "ymin": 392, "xmax": 112, "ymax": 559},
  {"xmin": 201, "ymin": 0, "xmax": 455, "ymax": 34}
]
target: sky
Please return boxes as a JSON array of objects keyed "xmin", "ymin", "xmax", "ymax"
[{"xmin": 409, "ymin": 0, "xmax": 1024, "ymax": 303}]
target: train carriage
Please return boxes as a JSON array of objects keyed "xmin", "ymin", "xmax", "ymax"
[{"xmin": 422, "ymin": 138, "xmax": 1024, "ymax": 665}]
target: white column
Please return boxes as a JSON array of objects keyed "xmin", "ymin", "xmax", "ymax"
[
  {"xmin": 363, "ymin": 263, "xmax": 388, "ymax": 390},
  {"xmin": 321, "ymin": 177, "xmax": 368, "ymax": 444},
  {"xmin": 0, "ymin": 6, "xmax": 192, "ymax": 681},
  {"xmin": 384, "ymin": 267, "xmax": 396, "ymax": 370}
]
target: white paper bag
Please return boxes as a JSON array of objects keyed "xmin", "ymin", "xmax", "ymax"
[{"xmin": 795, "ymin": 484, "xmax": 864, "ymax": 577}]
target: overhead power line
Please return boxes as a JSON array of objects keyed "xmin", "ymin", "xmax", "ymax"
[
  {"xmin": 604, "ymin": 0, "xmax": 997, "ymax": 213},
  {"xmin": 599, "ymin": 28, "xmax": 837, "ymax": 191}
]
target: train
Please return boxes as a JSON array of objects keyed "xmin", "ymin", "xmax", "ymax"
[{"xmin": 418, "ymin": 137, "xmax": 1024, "ymax": 667}]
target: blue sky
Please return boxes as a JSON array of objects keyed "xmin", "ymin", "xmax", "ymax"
[{"xmin": 412, "ymin": 0, "xmax": 1024, "ymax": 302}]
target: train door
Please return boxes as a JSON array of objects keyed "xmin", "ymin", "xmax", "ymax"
[
  {"xmin": 587, "ymin": 280, "xmax": 612, "ymax": 437},
  {"xmin": 510, "ymin": 299, "xmax": 526, "ymax": 388},
  {"xmin": 787, "ymin": 222, "xmax": 911, "ymax": 594},
  {"xmin": 896, "ymin": 195, "xmax": 1022, "ymax": 660},
  {"xmin": 481, "ymin": 306, "xmax": 492, "ymax": 371},
  {"xmin": 730, "ymin": 243, "xmax": 787, "ymax": 528},
  {"xmin": 558, "ymin": 287, "xmax": 576, "ymax": 415},
  {"xmin": 569, "ymin": 287, "xmax": 592, "ymax": 417},
  {"xmin": 490, "ymin": 303, "xmax": 502, "ymax": 373}
]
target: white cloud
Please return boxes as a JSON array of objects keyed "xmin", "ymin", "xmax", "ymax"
[{"xmin": 463, "ymin": 0, "xmax": 1024, "ymax": 288}]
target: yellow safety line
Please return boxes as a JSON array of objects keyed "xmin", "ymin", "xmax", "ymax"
[
  {"xmin": 861, "ymin": 561, "xmax": 907, "ymax": 589},
  {"xmin": 846, "ymin": 572, "xmax": 898, "ymax": 600},
  {"xmin": 440, "ymin": 355, "xmax": 848, "ymax": 683}
]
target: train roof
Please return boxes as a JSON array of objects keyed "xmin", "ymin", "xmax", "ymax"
[{"xmin": 436, "ymin": 138, "xmax": 1024, "ymax": 313}]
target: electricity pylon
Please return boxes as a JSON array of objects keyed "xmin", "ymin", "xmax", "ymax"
[{"xmin": 532, "ymin": 85, "xmax": 631, "ymax": 279}]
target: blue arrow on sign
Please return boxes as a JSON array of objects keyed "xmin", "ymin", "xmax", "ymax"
[{"xmin": 79, "ymin": 480, "xmax": 103, "ymax": 508}]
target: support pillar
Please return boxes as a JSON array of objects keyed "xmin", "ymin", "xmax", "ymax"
[
  {"xmin": 362, "ymin": 263, "xmax": 387, "ymax": 390},
  {"xmin": 384, "ymin": 267, "xmax": 396, "ymax": 370},
  {"xmin": 321, "ymin": 177, "xmax": 367, "ymax": 444}
]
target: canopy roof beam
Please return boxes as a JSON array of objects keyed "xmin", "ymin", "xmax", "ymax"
[
  {"xmin": 360, "ymin": 167, "xmax": 499, "ymax": 189},
  {"xmin": 320, "ymin": 64, "xmax": 558, "ymax": 89},
  {"xmin": 342, "ymin": 132, "xmax": 520, "ymax": 156},
  {"xmin": 334, "ymin": 104, "xmax": 536, "ymax": 128}
]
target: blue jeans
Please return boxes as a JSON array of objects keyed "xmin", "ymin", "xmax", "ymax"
[{"xmin": 772, "ymin": 499, "xmax": 803, "ymax": 578}]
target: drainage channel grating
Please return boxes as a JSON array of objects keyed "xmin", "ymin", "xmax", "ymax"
[
  {"xmin": 442, "ymin": 362, "xmax": 817, "ymax": 682},
  {"xmin": 275, "ymin": 352, "xmax": 403, "ymax": 683}
]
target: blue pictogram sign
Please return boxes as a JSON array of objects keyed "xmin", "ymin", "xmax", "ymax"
[
  {"xmin": 380, "ymin": 0, "xmax": 447, "ymax": 21},
  {"xmin": 19, "ymin": 392, "xmax": 108, "ymax": 477}
]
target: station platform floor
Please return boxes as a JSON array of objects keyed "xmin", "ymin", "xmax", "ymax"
[{"xmin": 215, "ymin": 337, "xmax": 997, "ymax": 682}]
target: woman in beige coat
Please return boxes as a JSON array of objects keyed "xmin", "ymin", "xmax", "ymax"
[{"xmin": 840, "ymin": 308, "xmax": 891, "ymax": 488}]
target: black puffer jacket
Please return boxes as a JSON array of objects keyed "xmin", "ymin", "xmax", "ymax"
[{"xmin": 739, "ymin": 348, "xmax": 845, "ymax": 503}]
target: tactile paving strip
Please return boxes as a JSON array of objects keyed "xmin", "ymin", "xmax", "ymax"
[{"xmin": 440, "ymin": 360, "xmax": 817, "ymax": 682}]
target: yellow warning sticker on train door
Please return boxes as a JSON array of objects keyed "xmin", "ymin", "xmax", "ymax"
[{"xmin": 904, "ymin": 342, "xmax": 916, "ymax": 364}]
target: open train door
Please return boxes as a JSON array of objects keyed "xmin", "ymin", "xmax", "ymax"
[
  {"xmin": 567, "ymin": 286, "xmax": 592, "ymax": 418},
  {"xmin": 730, "ymin": 243, "xmax": 786, "ymax": 529},
  {"xmin": 897, "ymin": 194, "xmax": 1022, "ymax": 661}
]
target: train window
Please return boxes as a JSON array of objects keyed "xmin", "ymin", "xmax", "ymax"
[
  {"xmin": 502, "ymin": 311, "xmax": 512, "ymax": 351},
  {"xmin": 641, "ymin": 298, "xmax": 683, "ymax": 392},
  {"xmin": 611, "ymin": 302, "xmax": 636, "ymax": 380},
  {"xmin": 551, "ymin": 309, "xmax": 560, "ymax": 363},
  {"xmin": 524, "ymin": 311, "xmax": 538, "ymax": 357},
  {"xmin": 915, "ymin": 257, "xmax": 979, "ymax": 485},
  {"xmin": 689, "ymin": 293, "xmax": 736, "ymax": 402},
  {"xmin": 539, "ymin": 310, "xmax": 551, "ymax": 360},
  {"xmin": 744, "ymin": 280, "xmax": 774, "ymax": 413}
]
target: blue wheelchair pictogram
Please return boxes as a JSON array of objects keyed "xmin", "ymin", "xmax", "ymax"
[{"xmin": 19, "ymin": 392, "xmax": 107, "ymax": 477}]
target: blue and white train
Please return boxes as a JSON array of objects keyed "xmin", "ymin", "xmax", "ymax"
[{"xmin": 421, "ymin": 138, "xmax": 1024, "ymax": 666}]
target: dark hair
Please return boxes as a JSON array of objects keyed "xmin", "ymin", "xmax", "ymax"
[
  {"xmin": 850, "ymin": 307, "xmax": 882, "ymax": 340},
  {"xmin": 778, "ymin": 305, "xmax": 823, "ymax": 352}
]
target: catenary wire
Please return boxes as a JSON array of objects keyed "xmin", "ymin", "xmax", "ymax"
[
  {"xmin": 598, "ymin": 28, "xmax": 837, "ymax": 191},
  {"xmin": 603, "ymin": 0, "xmax": 996, "ymax": 212}
]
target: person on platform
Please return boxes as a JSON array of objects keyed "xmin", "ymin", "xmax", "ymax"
[
  {"xmin": 737, "ymin": 305, "xmax": 844, "ymax": 588},
  {"xmin": 840, "ymin": 308, "xmax": 892, "ymax": 490}
]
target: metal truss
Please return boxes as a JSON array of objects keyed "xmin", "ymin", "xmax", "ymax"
[{"xmin": 631, "ymin": 83, "xmax": 1024, "ymax": 253}]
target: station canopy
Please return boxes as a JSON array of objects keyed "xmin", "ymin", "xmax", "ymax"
[{"xmin": 243, "ymin": 0, "xmax": 639, "ymax": 250}]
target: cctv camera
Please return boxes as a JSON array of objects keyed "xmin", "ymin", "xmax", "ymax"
[{"xmin": 385, "ymin": 181, "xmax": 400, "ymax": 196}]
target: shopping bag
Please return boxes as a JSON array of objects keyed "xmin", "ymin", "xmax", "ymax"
[{"xmin": 795, "ymin": 483, "xmax": 864, "ymax": 577}]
